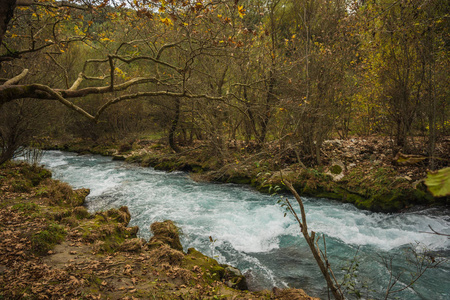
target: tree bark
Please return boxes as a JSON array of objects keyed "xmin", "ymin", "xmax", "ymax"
[
  {"xmin": 168, "ymin": 98, "xmax": 181, "ymax": 153},
  {"xmin": 0, "ymin": 0, "xmax": 17, "ymax": 47}
]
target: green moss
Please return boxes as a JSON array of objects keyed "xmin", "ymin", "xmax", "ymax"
[
  {"xmin": 226, "ymin": 176, "xmax": 252, "ymax": 185},
  {"xmin": 72, "ymin": 206, "xmax": 90, "ymax": 219},
  {"xmin": 11, "ymin": 179, "xmax": 32, "ymax": 193},
  {"xmin": 31, "ymin": 223, "xmax": 66, "ymax": 255},
  {"xmin": 183, "ymin": 248, "xmax": 225, "ymax": 283},
  {"xmin": 12, "ymin": 202, "xmax": 40, "ymax": 212},
  {"xmin": 76, "ymin": 207, "xmax": 136, "ymax": 253},
  {"xmin": 16, "ymin": 164, "xmax": 52, "ymax": 187},
  {"xmin": 330, "ymin": 164, "xmax": 343, "ymax": 174}
]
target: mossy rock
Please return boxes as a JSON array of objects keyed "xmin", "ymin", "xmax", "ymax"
[
  {"xmin": 77, "ymin": 207, "xmax": 137, "ymax": 252},
  {"xmin": 183, "ymin": 248, "xmax": 225, "ymax": 282},
  {"xmin": 330, "ymin": 164, "xmax": 343, "ymax": 175},
  {"xmin": 71, "ymin": 188, "xmax": 90, "ymax": 207},
  {"xmin": 182, "ymin": 248, "xmax": 248, "ymax": 289},
  {"xmin": 222, "ymin": 265, "xmax": 248, "ymax": 290},
  {"xmin": 149, "ymin": 220, "xmax": 183, "ymax": 251},
  {"xmin": 106, "ymin": 206, "xmax": 131, "ymax": 226}
]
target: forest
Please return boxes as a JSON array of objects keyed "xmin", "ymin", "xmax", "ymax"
[
  {"xmin": 1, "ymin": 0, "xmax": 448, "ymax": 165},
  {"xmin": 0, "ymin": 0, "xmax": 449, "ymax": 299}
]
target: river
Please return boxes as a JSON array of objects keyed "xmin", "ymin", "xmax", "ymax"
[{"xmin": 39, "ymin": 151, "xmax": 450, "ymax": 299}]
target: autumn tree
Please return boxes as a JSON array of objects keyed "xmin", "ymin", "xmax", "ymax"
[
  {"xmin": 357, "ymin": 0, "xmax": 449, "ymax": 159},
  {"xmin": 0, "ymin": 0, "xmax": 244, "ymax": 159}
]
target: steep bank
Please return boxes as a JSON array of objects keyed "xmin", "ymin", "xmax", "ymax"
[
  {"xmin": 0, "ymin": 162, "xmax": 318, "ymax": 299},
  {"xmin": 42, "ymin": 136, "xmax": 449, "ymax": 213}
]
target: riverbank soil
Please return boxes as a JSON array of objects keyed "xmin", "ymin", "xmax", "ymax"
[
  {"xmin": 43, "ymin": 135, "xmax": 449, "ymax": 213},
  {"xmin": 0, "ymin": 162, "xmax": 318, "ymax": 299}
]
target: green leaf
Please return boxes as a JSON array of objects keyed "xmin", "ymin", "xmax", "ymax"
[{"xmin": 424, "ymin": 167, "xmax": 450, "ymax": 197}]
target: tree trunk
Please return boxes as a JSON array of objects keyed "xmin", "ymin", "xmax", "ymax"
[
  {"xmin": 0, "ymin": 0, "xmax": 16, "ymax": 47},
  {"xmin": 168, "ymin": 98, "xmax": 181, "ymax": 153},
  {"xmin": 258, "ymin": 70, "xmax": 275, "ymax": 147}
]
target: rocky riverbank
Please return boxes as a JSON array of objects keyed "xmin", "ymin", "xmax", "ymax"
[
  {"xmin": 42, "ymin": 136, "xmax": 449, "ymax": 213},
  {"xmin": 0, "ymin": 162, "xmax": 318, "ymax": 299}
]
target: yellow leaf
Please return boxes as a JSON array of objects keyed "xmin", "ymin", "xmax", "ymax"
[
  {"xmin": 160, "ymin": 17, "xmax": 173, "ymax": 26},
  {"xmin": 238, "ymin": 5, "xmax": 246, "ymax": 18}
]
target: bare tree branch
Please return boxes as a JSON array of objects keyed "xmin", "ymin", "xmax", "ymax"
[
  {"xmin": 283, "ymin": 179, "xmax": 344, "ymax": 300},
  {"xmin": 69, "ymin": 73, "xmax": 84, "ymax": 91},
  {"xmin": 31, "ymin": 84, "xmax": 96, "ymax": 121},
  {"xmin": 0, "ymin": 76, "xmax": 158, "ymax": 103},
  {"xmin": 109, "ymin": 54, "xmax": 183, "ymax": 73},
  {"xmin": 420, "ymin": 225, "xmax": 450, "ymax": 237},
  {"xmin": 16, "ymin": 0, "xmax": 89, "ymax": 10},
  {"xmin": 3, "ymin": 68, "xmax": 28, "ymax": 86}
]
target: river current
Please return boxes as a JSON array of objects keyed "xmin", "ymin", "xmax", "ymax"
[{"xmin": 39, "ymin": 151, "xmax": 449, "ymax": 299}]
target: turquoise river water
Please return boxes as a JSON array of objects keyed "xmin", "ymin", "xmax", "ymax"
[{"xmin": 39, "ymin": 151, "xmax": 450, "ymax": 299}]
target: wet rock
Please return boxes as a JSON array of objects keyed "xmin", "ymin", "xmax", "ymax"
[
  {"xmin": 223, "ymin": 265, "xmax": 248, "ymax": 290},
  {"xmin": 225, "ymin": 266, "xmax": 242, "ymax": 277}
]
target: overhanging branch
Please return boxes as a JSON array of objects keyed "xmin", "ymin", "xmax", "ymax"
[
  {"xmin": 0, "ymin": 76, "xmax": 158, "ymax": 103},
  {"xmin": 3, "ymin": 68, "xmax": 28, "ymax": 86}
]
